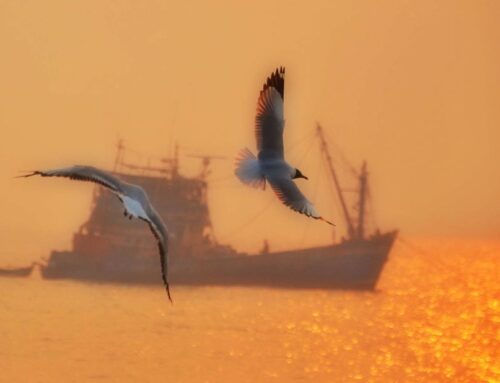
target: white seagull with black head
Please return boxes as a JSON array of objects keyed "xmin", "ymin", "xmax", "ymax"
[
  {"xmin": 235, "ymin": 67, "xmax": 334, "ymax": 225},
  {"xmin": 18, "ymin": 166, "xmax": 172, "ymax": 302}
]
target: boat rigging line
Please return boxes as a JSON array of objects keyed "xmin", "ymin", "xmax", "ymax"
[{"xmin": 217, "ymin": 196, "xmax": 276, "ymax": 241}]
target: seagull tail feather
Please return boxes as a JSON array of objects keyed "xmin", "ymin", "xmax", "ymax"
[{"xmin": 234, "ymin": 148, "xmax": 265, "ymax": 190}]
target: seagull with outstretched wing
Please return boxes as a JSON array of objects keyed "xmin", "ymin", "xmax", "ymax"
[
  {"xmin": 18, "ymin": 165, "xmax": 173, "ymax": 302},
  {"xmin": 235, "ymin": 67, "xmax": 334, "ymax": 226}
]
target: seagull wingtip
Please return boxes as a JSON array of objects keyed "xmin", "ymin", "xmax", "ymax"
[
  {"xmin": 165, "ymin": 283, "xmax": 173, "ymax": 304},
  {"xmin": 319, "ymin": 217, "xmax": 336, "ymax": 226},
  {"xmin": 13, "ymin": 171, "xmax": 38, "ymax": 179}
]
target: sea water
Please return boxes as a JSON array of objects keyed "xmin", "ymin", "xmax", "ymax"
[{"xmin": 1, "ymin": 239, "xmax": 498, "ymax": 382}]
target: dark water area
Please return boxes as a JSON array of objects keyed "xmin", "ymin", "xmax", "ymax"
[{"xmin": 1, "ymin": 239, "xmax": 498, "ymax": 382}]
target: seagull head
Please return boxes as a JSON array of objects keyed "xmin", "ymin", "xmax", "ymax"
[{"xmin": 293, "ymin": 168, "xmax": 308, "ymax": 180}]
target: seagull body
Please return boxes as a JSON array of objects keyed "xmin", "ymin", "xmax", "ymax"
[
  {"xmin": 235, "ymin": 67, "xmax": 334, "ymax": 225},
  {"xmin": 19, "ymin": 166, "xmax": 172, "ymax": 302}
]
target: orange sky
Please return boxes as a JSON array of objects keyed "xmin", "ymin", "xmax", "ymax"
[{"xmin": 1, "ymin": 0, "xmax": 499, "ymax": 264}]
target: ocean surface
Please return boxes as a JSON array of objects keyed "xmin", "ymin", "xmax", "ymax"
[{"xmin": 1, "ymin": 239, "xmax": 499, "ymax": 383}]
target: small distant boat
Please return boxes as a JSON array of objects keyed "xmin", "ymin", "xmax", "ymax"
[{"xmin": 0, "ymin": 263, "xmax": 36, "ymax": 278}]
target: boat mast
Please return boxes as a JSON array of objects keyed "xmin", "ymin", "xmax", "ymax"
[
  {"xmin": 186, "ymin": 153, "xmax": 227, "ymax": 180},
  {"xmin": 113, "ymin": 139, "xmax": 124, "ymax": 172},
  {"xmin": 316, "ymin": 124, "xmax": 356, "ymax": 238},
  {"xmin": 357, "ymin": 161, "xmax": 367, "ymax": 239}
]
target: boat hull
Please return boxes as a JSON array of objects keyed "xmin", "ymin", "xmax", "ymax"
[
  {"xmin": 40, "ymin": 231, "xmax": 397, "ymax": 290},
  {"xmin": 0, "ymin": 266, "xmax": 34, "ymax": 278}
]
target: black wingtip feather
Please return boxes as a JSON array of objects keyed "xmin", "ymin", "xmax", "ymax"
[
  {"xmin": 262, "ymin": 67, "xmax": 285, "ymax": 99},
  {"xmin": 165, "ymin": 282, "xmax": 173, "ymax": 304},
  {"xmin": 318, "ymin": 217, "xmax": 336, "ymax": 226},
  {"xmin": 14, "ymin": 171, "xmax": 41, "ymax": 179}
]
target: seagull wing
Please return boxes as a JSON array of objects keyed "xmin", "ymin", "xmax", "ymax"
[
  {"xmin": 140, "ymin": 209, "xmax": 172, "ymax": 303},
  {"xmin": 268, "ymin": 176, "xmax": 335, "ymax": 225},
  {"xmin": 19, "ymin": 166, "xmax": 124, "ymax": 194},
  {"xmin": 255, "ymin": 67, "xmax": 285, "ymax": 160},
  {"xmin": 268, "ymin": 176, "xmax": 319, "ymax": 218},
  {"xmin": 20, "ymin": 165, "xmax": 173, "ymax": 301}
]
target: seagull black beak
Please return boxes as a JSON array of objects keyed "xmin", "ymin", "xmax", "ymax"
[
  {"xmin": 296, "ymin": 173, "xmax": 308, "ymax": 180},
  {"xmin": 294, "ymin": 169, "xmax": 308, "ymax": 180}
]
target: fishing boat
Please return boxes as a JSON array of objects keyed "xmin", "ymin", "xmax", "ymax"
[
  {"xmin": 0, "ymin": 263, "xmax": 36, "ymax": 278},
  {"xmin": 40, "ymin": 124, "xmax": 397, "ymax": 290}
]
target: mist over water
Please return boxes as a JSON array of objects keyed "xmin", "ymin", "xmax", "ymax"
[
  {"xmin": 1, "ymin": 1, "xmax": 498, "ymax": 382},
  {"xmin": 1, "ymin": 239, "xmax": 498, "ymax": 383}
]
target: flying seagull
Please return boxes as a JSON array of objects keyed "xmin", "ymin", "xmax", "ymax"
[
  {"xmin": 235, "ymin": 67, "xmax": 334, "ymax": 226},
  {"xmin": 18, "ymin": 166, "xmax": 172, "ymax": 302}
]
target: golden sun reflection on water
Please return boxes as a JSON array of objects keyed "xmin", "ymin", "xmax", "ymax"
[{"xmin": 1, "ymin": 239, "xmax": 499, "ymax": 382}]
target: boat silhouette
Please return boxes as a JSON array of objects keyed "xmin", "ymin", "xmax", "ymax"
[{"xmin": 40, "ymin": 125, "xmax": 397, "ymax": 290}]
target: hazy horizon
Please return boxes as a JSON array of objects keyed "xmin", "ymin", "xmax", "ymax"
[{"xmin": 1, "ymin": 0, "xmax": 499, "ymax": 264}]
